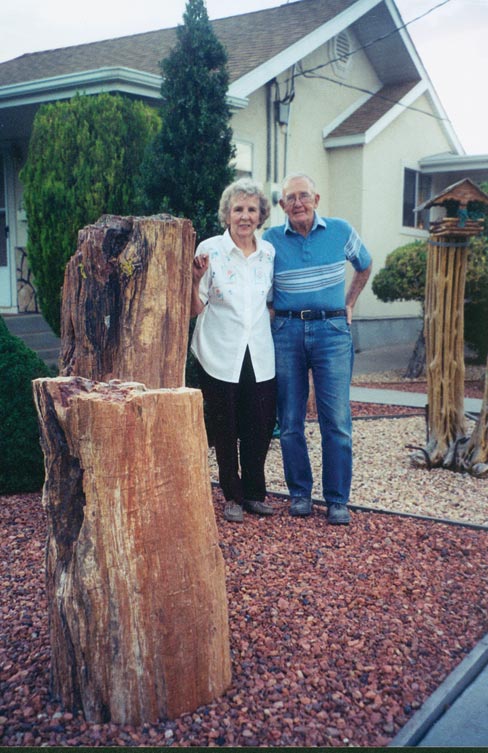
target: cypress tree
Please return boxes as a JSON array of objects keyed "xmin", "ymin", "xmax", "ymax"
[
  {"xmin": 139, "ymin": 0, "xmax": 235, "ymax": 241},
  {"xmin": 20, "ymin": 94, "xmax": 160, "ymax": 334}
]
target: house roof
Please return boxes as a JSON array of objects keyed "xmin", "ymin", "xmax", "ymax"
[
  {"xmin": 0, "ymin": 0, "xmax": 361, "ymax": 88},
  {"xmin": 0, "ymin": 0, "xmax": 463, "ymax": 154},
  {"xmin": 326, "ymin": 80, "xmax": 420, "ymax": 138}
]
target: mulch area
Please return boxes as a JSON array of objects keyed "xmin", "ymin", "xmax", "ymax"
[
  {"xmin": 1, "ymin": 370, "xmax": 487, "ymax": 746},
  {"xmin": 1, "ymin": 482, "xmax": 488, "ymax": 747},
  {"xmin": 350, "ymin": 403, "xmax": 424, "ymax": 419}
]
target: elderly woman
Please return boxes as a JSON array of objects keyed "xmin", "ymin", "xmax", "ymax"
[{"xmin": 190, "ymin": 178, "xmax": 276, "ymax": 523}]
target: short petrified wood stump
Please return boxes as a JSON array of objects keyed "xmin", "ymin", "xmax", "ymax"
[{"xmin": 33, "ymin": 376, "xmax": 231, "ymax": 725}]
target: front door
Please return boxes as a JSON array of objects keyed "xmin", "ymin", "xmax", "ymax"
[{"xmin": 0, "ymin": 154, "xmax": 12, "ymax": 308}]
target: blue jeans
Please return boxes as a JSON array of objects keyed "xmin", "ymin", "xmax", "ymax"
[{"xmin": 272, "ymin": 315, "xmax": 354, "ymax": 505}]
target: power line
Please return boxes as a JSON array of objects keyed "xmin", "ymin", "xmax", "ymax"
[
  {"xmin": 297, "ymin": 65, "xmax": 448, "ymax": 123},
  {"xmin": 299, "ymin": 0, "xmax": 452, "ymax": 79},
  {"xmin": 280, "ymin": 0, "xmax": 453, "ymax": 126}
]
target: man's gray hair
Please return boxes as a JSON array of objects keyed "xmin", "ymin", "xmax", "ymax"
[
  {"xmin": 282, "ymin": 173, "xmax": 317, "ymax": 195},
  {"xmin": 218, "ymin": 178, "xmax": 271, "ymax": 228}
]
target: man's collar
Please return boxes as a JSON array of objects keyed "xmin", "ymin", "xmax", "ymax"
[{"xmin": 284, "ymin": 211, "xmax": 326, "ymax": 234}]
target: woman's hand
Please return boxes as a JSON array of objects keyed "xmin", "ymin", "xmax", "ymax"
[
  {"xmin": 190, "ymin": 254, "xmax": 209, "ymax": 317},
  {"xmin": 192, "ymin": 254, "xmax": 209, "ymax": 283}
]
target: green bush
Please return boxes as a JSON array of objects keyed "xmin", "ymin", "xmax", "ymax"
[
  {"xmin": 20, "ymin": 93, "xmax": 160, "ymax": 335},
  {"xmin": 372, "ymin": 241, "xmax": 427, "ymax": 304},
  {"xmin": 0, "ymin": 318, "xmax": 51, "ymax": 494},
  {"xmin": 464, "ymin": 237, "xmax": 488, "ymax": 361},
  {"xmin": 372, "ymin": 238, "xmax": 488, "ymax": 361}
]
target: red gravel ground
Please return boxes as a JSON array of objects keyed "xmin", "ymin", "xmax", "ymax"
[{"xmin": 1, "ymin": 481, "xmax": 488, "ymax": 747}]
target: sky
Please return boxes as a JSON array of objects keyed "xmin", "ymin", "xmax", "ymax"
[{"xmin": 1, "ymin": 0, "xmax": 487, "ymax": 155}]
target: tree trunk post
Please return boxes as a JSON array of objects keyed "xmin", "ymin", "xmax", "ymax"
[
  {"xmin": 421, "ymin": 236, "xmax": 468, "ymax": 465},
  {"xmin": 33, "ymin": 376, "xmax": 231, "ymax": 725},
  {"xmin": 410, "ymin": 179, "xmax": 488, "ymax": 473},
  {"xmin": 59, "ymin": 214, "xmax": 195, "ymax": 388}
]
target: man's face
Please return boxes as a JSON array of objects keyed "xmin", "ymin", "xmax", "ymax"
[{"xmin": 280, "ymin": 177, "xmax": 319, "ymax": 229}]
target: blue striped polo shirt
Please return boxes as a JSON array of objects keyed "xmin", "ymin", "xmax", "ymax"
[{"xmin": 263, "ymin": 212, "xmax": 372, "ymax": 311}]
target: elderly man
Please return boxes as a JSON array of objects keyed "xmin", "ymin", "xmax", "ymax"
[{"xmin": 263, "ymin": 173, "xmax": 372, "ymax": 525}]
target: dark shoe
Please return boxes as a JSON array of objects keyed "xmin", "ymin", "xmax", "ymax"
[
  {"xmin": 223, "ymin": 501, "xmax": 244, "ymax": 522},
  {"xmin": 243, "ymin": 499, "xmax": 274, "ymax": 516},
  {"xmin": 289, "ymin": 496, "xmax": 312, "ymax": 517},
  {"xmin": 327, "ymin": 503, "xmax": 350, "ymax": 525}
]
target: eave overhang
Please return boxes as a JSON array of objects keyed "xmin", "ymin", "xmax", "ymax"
[
  {"xmin": 0, "ymin": 66, "xmax": 249, "ymax": 111},
  {"xmin": 228, "ymin": 0, "xmax": 383, "ymax": 100},
  {"xmin": 420, "ymin": 152, "xmax": 488, "ymax": 174},
  {"xmin": 0, "ymin": 67, "xmax": 162, "ymax": 108}
]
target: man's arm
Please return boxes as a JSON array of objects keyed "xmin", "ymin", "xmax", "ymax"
[{"xmin": 345, "ymin": 263, "xmax": 372, "ymax": 325}]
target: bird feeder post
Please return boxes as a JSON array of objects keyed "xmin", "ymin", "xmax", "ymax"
[{"xmin": 411, "ymin": 179, "xmax": 488, "ymax": 470}]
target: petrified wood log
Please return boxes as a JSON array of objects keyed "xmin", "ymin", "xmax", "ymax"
[
  {"xmin": 32, "ymin": 376, "xmax": 231, "ymax": 724},
  {"xmin": 59, "ymin": 214, "xmax": 195, "ymax": 388}
]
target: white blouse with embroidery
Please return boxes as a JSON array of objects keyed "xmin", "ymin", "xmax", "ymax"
[{"xmin": 190, "ymin": 229, "xmax": 275, "ymax": 383}]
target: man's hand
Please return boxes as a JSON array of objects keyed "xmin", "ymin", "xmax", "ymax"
[{"xmin": 345, "ymin": 263, "xmax": 372, "ymax": 324}]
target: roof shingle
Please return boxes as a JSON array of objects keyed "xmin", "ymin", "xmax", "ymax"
[{"xmin": 0, "ymin": 0, "xmax": 359, "ymax": 87}]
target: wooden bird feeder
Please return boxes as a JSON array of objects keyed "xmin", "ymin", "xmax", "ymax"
[{"xmin": 416, "ymin": 177, "xmax": 488, "ymax": 237}]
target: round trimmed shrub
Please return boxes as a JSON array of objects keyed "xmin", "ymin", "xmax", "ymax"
[{"xmin": 0, "ymin": 318, "xmax": 51, "ymax": 494}]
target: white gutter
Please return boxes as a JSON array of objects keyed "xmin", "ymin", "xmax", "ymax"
[
  {"xmin": 420, "ymin": 152, "xmax": 488, "ymax": 173},
  {"xmin": 0, "ymin": 67, "xmax": 162, "ymax": 108},
  {"xmin": 0, "ymin": 66, "xmax": 248, "ymax": 111}
]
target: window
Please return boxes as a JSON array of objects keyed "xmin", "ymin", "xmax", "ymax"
[
  {"xmin": 232, "ymin": 141, "xmax": 253, "ymax": 178},
  {"xmin": 403, "ymin": 168, "xmax": 432, "ymax": 229}
]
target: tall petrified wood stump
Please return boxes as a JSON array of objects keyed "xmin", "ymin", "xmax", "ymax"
[
  {"xmin": 59, "ymin": 214, "xmax": 195, "ymax": 388},
  {"xmin": 33, "ymin": 376, "xmax": 231, "ymax": 724}
]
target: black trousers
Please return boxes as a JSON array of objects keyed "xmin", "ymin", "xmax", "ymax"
[{"xmin": 197, "ymin": 349, "xmax": 276, "ymax": 504}]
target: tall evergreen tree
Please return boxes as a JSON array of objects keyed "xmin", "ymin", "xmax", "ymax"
[
  {"xmin": 20, "ymin": 93, "xmax": 160, "ymax": 334},
  {"xmin": 139, "ymin": 0, "xmax": 235, "ymax": 241}
]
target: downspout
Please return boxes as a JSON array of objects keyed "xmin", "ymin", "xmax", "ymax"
[
  {"xmin": 273, "ymin": 93, "xmax": 279, "ymax": 184},
  {"xmin": 266, "ymin": 82, "xmax": 273, "ymax": 184}
]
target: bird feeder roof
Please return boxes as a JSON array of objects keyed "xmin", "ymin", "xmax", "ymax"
[{"xmin": 415, "ymin": 177, "xmax": 488, "ymax": 212}]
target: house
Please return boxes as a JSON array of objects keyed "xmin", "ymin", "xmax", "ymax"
[{"xmin": 1, "ymin": 0, "xmax": 487, "ymax": 348}]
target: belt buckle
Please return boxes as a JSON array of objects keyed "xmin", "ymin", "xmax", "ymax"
[{"xmin": 300, "ymin": 309, "xmax": 312, "ymax": 320}]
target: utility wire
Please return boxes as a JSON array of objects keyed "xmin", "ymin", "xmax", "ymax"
[
  {"xmin": 299, "ymin": 0, "xmax": 452, "ymax": 79},
  {"xmin": 298, "ymin": 65, "xmax": 448, "ymax": 123},
  {"xmin": 281, "ymin": 0, "xmax": 453, "ymax": 125}
]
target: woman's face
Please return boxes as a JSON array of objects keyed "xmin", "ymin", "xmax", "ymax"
[{"xmin": 227, "ymin": 193, "xmax": 260, "ymax": 244}]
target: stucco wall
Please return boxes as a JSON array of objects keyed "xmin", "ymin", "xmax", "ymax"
[{"xmin": 326, "ymin": 91, "xmax": 455, "ymax": 324}]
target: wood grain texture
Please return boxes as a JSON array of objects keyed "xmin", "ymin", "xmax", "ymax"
[
  {"xmin": 59, "ymin": 214, "xmax": 195, "ymax": 388},
  {"xmin": 33, "ymin": 376, "xmax": 231, "ymax": 724}
]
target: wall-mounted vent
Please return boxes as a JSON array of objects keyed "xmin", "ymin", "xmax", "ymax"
[{"xmin": 329, "ymin": 30, "xmax": 351, "ymax": 78}]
